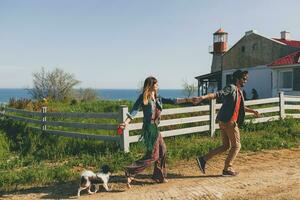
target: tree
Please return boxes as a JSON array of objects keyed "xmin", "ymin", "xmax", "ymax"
[
  {"xmin": 28, "ymin": 67, "xmax": 80, "ymax": 101},
  {"xmin": 182, "ymin": 81, "xmax": 197, "ymax": 98}
]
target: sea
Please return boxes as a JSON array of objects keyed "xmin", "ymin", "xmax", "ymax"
[{"xmin": 0, "ymin": 88, "xmax": 187, "ymax": 103}]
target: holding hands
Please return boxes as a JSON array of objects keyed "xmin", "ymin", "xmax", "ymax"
[
  {"xmin": 192, "ymin": 96, "xmax": 204, "ymax": 105},
  {"xmin": 178, "ymin": 96, "xmax": 204, "ymax": 105}
]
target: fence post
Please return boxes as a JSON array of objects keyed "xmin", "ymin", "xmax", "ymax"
[
  {"xmin": 0, "ymin": 104, "xmax": 5, "ymax": 117},
  {"xmin": 279, "ymin": 91, "xmax": 285, "ymax": 120},
  {"xmin": 119, "ymin": 105, "xmax": 130, "ymax": 152},
  {"xmin": 210, "ymin": 99, "xmax": 216, "ymax": 137},
  {"xmin": 41, "ymin": 106, "xmax": 47, "ymax": 131}
]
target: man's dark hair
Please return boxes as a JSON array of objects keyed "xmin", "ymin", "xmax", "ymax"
[{"xmin": 232, "ymin": 70, "xmax": 248, "ymax": 83}]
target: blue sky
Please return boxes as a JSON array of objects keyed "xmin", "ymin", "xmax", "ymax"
[{"xmin": 1, "ymin": 0, "xmax": 300, "ymax": 89}]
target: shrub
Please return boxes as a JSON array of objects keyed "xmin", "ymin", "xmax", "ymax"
[
  {"xmin": 8, "ymin": 98, "xmax": 45, "ymax": 111},
  {"xmin": 8, "ymin": 98, "xmax": 32, "ymax": 109}
]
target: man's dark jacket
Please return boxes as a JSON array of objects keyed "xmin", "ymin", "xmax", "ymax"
[{"xmin": 215, "ymin": 84, "xmax": 246, "ymax": 126}]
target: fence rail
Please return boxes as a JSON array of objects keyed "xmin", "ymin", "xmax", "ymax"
[
  {"xmin": 0, "ymin": 106, "xmax": 121, "ymax": 144},
  {"xmin": 119, "ymin": 92, "xmax": 298, "ymax": 152},
  {"xmin": 46, "ymin": 112, "xmax": 119, "ymax": 119},
  {"xmin": 45, "ymin": 121, "xmax": 118, "ymax": 130},
  {"xmin": 4, "ymin": 114, "xmax": 41, "ymax": 125},
  {"xmin": 0, "ymin": 92, "xmax": 299, "ymax": 152},
  {"xmin": 5, "ymin": 107, "xmax": 42, "ymax": 117}
]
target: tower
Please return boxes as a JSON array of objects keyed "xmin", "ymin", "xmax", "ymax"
[{"xmin": 210, "ymin": 28, "xmax": 228, "ymax": 72}]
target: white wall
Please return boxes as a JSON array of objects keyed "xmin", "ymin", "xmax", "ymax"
[{"xmin": 222, "ymin": 65, "xmax": 272, "ymax": 99}]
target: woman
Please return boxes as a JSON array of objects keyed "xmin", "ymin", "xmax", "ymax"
[{"xmin": 118, "ymin": 76, "xmax": 192, "ymax": 188}]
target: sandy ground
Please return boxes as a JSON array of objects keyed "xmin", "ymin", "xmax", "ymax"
[{"xmin": 1, "ymin": 147, "xmax": 300, "ymax": 200}]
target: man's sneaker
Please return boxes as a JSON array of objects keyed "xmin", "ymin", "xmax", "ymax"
[
  {"xmin": 196, "ymin": 157, "xmax": 206, "ymax": 174},
  {"xmin": 222, "ymin": 170, "xmax": 239, "ymax": 177}
]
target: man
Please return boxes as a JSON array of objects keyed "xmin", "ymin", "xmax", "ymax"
[{"xmin": 194, "ymin": 70, "xmax": 260, "ymax": 176}]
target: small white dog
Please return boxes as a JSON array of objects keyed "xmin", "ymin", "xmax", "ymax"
[{"xmin": 77, "ymin": 165, "xmax": 112, "ymax": 197}]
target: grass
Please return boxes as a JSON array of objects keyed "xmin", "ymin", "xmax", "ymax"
[
  {"xmin": 0, "ymin": 100, "xmax": 300, "ymax": 192},
  {"xmin": 0, "ymin": 118, "xmax": 299, "ymax": 192}
]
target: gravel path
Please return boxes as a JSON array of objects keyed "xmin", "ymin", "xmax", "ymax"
[{"xmin": 2, "ymin": 147, "xmax": 300, "ymax": 200}]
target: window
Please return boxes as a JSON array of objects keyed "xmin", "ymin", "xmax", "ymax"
[
  {"xmin": 252, "ymin": 43, "xmax": 257, "ymax": 51},
  {"xmin": 279, "ymin": 70, "xmax": 293, "ymax": 89},
  {"xmin": 293, "ymin": 68, "xmax": 300, "ymax": 91},
  {"xmin": 241, "ymin": 46, "xmax": 245, "ymax": 53},
  {"xmin": 214, "ymin": 34, "xmax": 228, "ymax": 43}
]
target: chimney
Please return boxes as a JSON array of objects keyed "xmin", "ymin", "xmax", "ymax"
[
  {"xmin": 245, "ymin": 30, "xmax": 258, "ymax": 36},
  {"xmin": 281, "ymin": 31, "xmax": 291, "ymax": 40}
]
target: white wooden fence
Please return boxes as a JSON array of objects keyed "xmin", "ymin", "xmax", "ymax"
[
  {"xmin": 1, "ymin": 92, "xmax": 300, "ymax": 152},
  {"xmin": 119, "ymin": 92, "xmax": 300, "ymax": 152},
  {"xmin": 0, "ymin": 107, "xmax": 120, "ymax": 142}
]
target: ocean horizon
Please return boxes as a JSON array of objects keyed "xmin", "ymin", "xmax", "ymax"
[{"xmin": 0, "ymin": 88, "xmax": 189, "ymax": 103}]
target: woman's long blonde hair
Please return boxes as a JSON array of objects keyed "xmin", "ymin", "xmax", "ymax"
[{"xmin": 142, "ymin": 76, "xmax": 158, "ymax": 105}]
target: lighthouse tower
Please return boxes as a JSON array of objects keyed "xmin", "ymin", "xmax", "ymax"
[{"xmin": 210, "ymin": 28, "xmax": 228, "ymax": 72}]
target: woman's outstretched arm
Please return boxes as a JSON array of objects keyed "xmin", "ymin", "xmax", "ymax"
[{"xmin": 119, "ymin": 94, "xmax": 143, "ymax": 129}]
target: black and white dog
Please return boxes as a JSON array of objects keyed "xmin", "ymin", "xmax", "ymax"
[{"xmin": 77, "ymin": 165, "xmax": 112, "ymax": 197}]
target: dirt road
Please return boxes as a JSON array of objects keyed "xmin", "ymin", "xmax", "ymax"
[{"xmin": 2, "ymin": 147, "xmax": 300, "ymax": 200}]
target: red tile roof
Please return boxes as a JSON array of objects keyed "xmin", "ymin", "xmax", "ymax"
[
  {"xmin": 214, "ymin": 28, "xmax": 227, "ymax": 34},
  {"xmin": 268, "ymin": 51, "xmax": 300, "ymax": 66},
  {"xmin": 273, "ymin": 38, "xmax": 300, "ymax": 48}
]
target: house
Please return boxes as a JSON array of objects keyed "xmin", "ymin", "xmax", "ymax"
[{"xmin": 195, "ymin": 29, "xmax": 300, "ymax": 99}]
